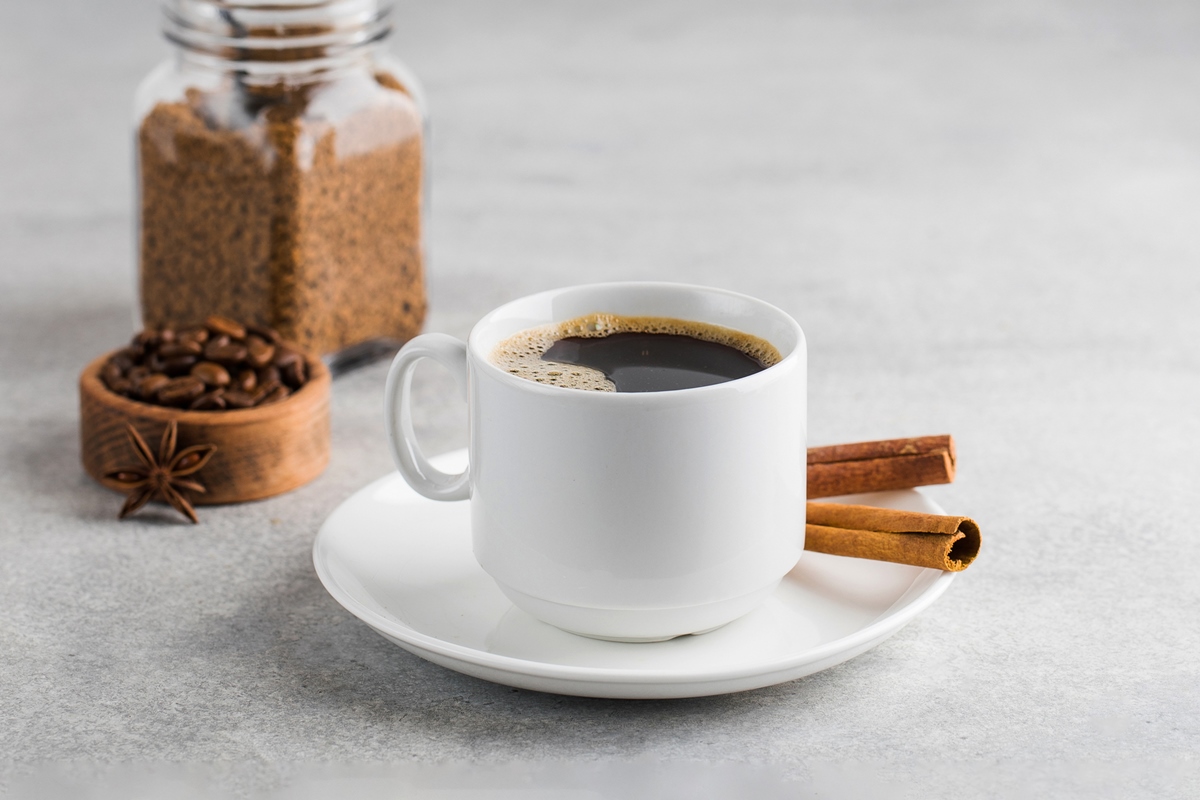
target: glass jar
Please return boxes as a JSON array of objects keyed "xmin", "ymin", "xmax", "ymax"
[{"xmin": 135, "ymin": 0, "xmax": 426, "ymax": 366}]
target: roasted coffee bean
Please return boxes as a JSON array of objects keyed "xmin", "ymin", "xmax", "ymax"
[
  {"xmin": 206, "ymin": 343, "xmax": 247, "ymax": 366},
  {"xmin": 177, "ymin": 325, "xmax": 210, "ymax": 344},
  {"xmin": 203, "ymin": 337, "xmax": 236, "ymax": 360},
  {"xmin": 202, "ymin": 336, "xmax": 231, "ymax": 363},
  {"xmin": 256, "ymin": 365, "xmax": 281, "ymax": 386},
  {"xmin": 162, "ymin": 355, "xmax": 198, "ymax": 376},
  {"xmin": 156, "ymin": 376, "xmax": 206, "ymax": 406},
  {"xmin": 257, "ymin": 378, "xmax": 283, "ymax": 397},
  {"xmin": 158, "ymin": 327, "xmax": 177, "ymax": 344},
  {"xmin": 128, "ymin": 365, "xmax": 150, "ymax": 382},
  {"xmin": 191, "ymin": 361, "xmax": 231, "ymax": 387},
  {"xmin": 273, "ymin": 347, "xmax": 301, "ymax": 369},
  {"xmin": 101, "ymin": 362, "xmax": 124, "ymax": 388},
  {"xmin": 243, "ymin": 381, "xmax": 279, "ymax": 407},
  {"xmin": 236, "ymin": 369, "xmax": 257, "ymax": 392},
  {"xmin": 160, "ymin": 340, "xmax": 203, "ymax": 358},
  {"xmin": 118, "ymin": 344, "xmax": 144, "ymax": 362},
  {"xmin": 206, "ymin": 315, "xmax": 246, "ymax": 341},
  {"xmin": 223, "ymin": 389, "xmax": 258, "ymax": 409},
  {"xmin": 259, "ymin": 385, "xmax": 291, "ymax": 405},
  {"xmin": 111, "ymin": 352, "xmax": 135, "ymax": 372},
  {"xmin": 145, "ymin": 352, "xmax": 166, "ymax": 373},
  {"xmin": 245, "ymin": 335, "xmax": 275, "ymax": 369},
  {"xmin": 189, "ymin": 389, "xmax": 227, "ymax": 410},
  {"xmin": 138, "ymin": 373, "xmax": 170, "ymax": 399},
  {"xmin": 281, "ymin": 357, "xmax": 307, "ymax": 389},
  {"xmin": 109, "ymin": 378, "xmax": 134, "ymax": 396},
  {"xmin": 246, "ymin": 324, "xmax": 281, "ymax": 344}
]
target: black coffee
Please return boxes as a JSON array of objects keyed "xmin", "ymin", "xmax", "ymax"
[
  {"xmin": 542, "ymin": 331, "xmax": 767, "ymax": 392},
  {"xmin": 490, "ymin": 313, "xmax": 781, "ymax": 392}
]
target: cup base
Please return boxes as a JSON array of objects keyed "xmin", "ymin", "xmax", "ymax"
[
  {"xmin": 495, "ymin": 581, "xmax": 782, "ymax": 643},
  {"xmin": 566, "ymin": 623, "xmax": 728, "ymax": 644}
]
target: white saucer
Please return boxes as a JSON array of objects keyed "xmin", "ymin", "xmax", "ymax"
[{"xmin": 312, "ymin": 450, "xmax": 956, "ymax": 699}]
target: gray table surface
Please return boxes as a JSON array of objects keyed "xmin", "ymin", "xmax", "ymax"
[{"xmin": 2, "ymin": 1, "xmax": 1197, "ymax": 798}]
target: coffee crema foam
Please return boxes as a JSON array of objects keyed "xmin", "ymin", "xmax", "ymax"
[{"xmin": 489, "ymin": 313, "xmax": 782, "ymax": 391}]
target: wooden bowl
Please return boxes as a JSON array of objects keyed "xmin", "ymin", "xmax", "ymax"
[{"xmin": 80, "ymin": 351, "xmax": 331, "ymax": 505}]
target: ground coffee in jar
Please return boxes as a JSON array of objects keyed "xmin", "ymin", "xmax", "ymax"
[{"xmin": 136, "ymin": 1, "xmax": 426, "ymax": 360}]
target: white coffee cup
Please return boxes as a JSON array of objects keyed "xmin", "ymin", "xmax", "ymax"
[{"xmin": 384, "ymin": 282, "xmax": 806, "ymax": 642}]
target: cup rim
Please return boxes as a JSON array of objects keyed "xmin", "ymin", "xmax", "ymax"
[{"xmin": 466, "ymin": 281, "xmax": 805, "ymax": 399}]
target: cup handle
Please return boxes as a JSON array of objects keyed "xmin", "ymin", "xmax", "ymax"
[{"xmin": 383, "ymin": 333, "xmax": 471, "ymax": 501}]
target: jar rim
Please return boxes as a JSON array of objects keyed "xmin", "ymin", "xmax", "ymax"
[{"xmin": 164, "ymin": 0, "xmax": 391, "ymax": 63}]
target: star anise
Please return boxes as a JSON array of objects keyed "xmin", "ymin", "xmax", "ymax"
[{"xmin": 104, "ymin": 420, "xmax": 217, "ymax": 524}]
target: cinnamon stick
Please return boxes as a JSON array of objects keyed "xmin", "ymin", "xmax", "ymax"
[
  {"xmin": 804, "ymin": 501, "xmax": 981, "ymax": 572},
  {"xmin": 807, "ymin": 435, "xmax": 956, "ymax": 499}
]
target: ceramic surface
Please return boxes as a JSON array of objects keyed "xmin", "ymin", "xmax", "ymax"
[{"xmin": 313, "ymin": 451, "xmax": 956, "ymax": 699}]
